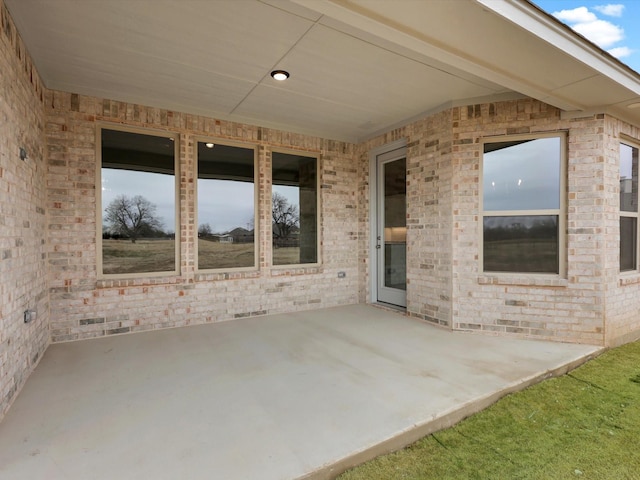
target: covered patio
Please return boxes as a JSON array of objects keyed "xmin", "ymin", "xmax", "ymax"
[{"xmin": 0, "ymin": 305, "xmax": 600, "ymax": 480}]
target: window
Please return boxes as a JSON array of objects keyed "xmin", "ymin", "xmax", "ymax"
[
  {"xmin": 99, "ymin": 127, "xmax": 178, "ymax": 276},
  {"xmin": 482, "ymin": 135, "xmax": 565, "ymax": 274},
  {"xmin": 197, "ymin": 141, "xmax": 256, "ymax": 270},
  {"xmin": 272, "ymin": 151, "xmax": 318, "ymax": 265},
  {"xmin": 620, "ymin": 142, "xmax": 639, "ymax": 271}
]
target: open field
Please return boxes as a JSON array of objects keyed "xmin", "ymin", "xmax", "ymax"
[
  {"xmin": 102, "ymin": 239, "xmax": 175, "ymax": 274},
  {"xmin": 102, "ymin": 239, "xmax": 302, "ymax": 273},
  {"xmin": 339, "ymin": 340, "xmax": 640, "ymax": 480},
  {"xmin": 273, "ymin": 246, "xmax": 300, "ymax": 265},
  {"xmin": 198, "ymin": 240, "xmax": 301, "ymax": 268},
  {"xmin": 198, "ymin": 240, "xmax": 255, "ymax": 269},
  {"xmin": 484, "ymin": 239, "xmax": 557, "ymax": 273}
]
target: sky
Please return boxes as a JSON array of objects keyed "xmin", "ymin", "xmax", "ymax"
[
  {"xmin": 102, "ymin": 170, "xmax": 178, "ymax": 233},
  {"xmin": 533, "ymin": 1, "xmax": 640, "ymax": 73},
  {"xmin": 197, "ymin": 178, "xmax": 255, "ymax": 233},
  {"xmin": 103, "ymin": 170, "xmax": 300, "ymax": 235},
  {"xmin": 483, "ymin": 137, "xmax": 561, "ymax": 212}
]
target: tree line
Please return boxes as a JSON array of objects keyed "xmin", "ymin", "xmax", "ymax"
[
  {"xmin": 104, "ymin": 193, "xmax": 299, "ymax": 243},
  {"xmin": 484, "ymin": 217, "xmax": 557, "ymax": 242},
  {"xmin": 103, "ymin": 195, "xmax": 170, "ymax": 242}
]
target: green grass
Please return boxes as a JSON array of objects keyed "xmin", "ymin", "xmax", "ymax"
[{"xmin": 339, "ymin": 341, "xmax": 640, "ymax": 480}]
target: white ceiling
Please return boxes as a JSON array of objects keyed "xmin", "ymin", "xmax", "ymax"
[{"xmin": 6, "ymin": 0, "xmax": 640, "ymax": 143}]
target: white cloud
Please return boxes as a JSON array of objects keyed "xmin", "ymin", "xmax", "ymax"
[
  {"xmin": 553, "ymin": 6, "xmax": 597, "ymax": 23},
  {"xmin": 608, "ymin": 46, "xmax": 633, "ymax": 58},
  {"xmin": 594, "ymin": 4, "xmax": 624, "ymax": 17},
  {"xmin": 571, "ymin": 19, "xmax": 624, "ymax": 48},
  {"xmin": 552, "ymin": 6, "xmax": 625, "ymax": 49}
]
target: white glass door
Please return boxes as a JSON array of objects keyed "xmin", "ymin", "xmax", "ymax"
[{"xmin": 376, "ymin": 149, "xmax": 407, "ymax": 307}]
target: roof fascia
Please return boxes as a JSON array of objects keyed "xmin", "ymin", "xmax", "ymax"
[{"xmin": 478, "ymin": 0, "xmax": 640, "ymax": 95}]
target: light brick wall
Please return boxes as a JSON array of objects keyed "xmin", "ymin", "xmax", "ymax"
[
  {"xmin": 359, "ymin": 115, "xmax": 453, "ymax": 327},
  {"xmin": 356, "ymin": 128, "xmax": 407, "ymax": 306},
  {"xmin": 0, "ymin": 0, "xmax": 49, "ymax": 421},
  {"xmin": 405, "ymin": 112, "xmax": 453, "ymax": 326},
  {"xmin": 360, "ymin": 100, "xmax": 612, "ymax": 345},
  {"xmin": 603, "ymin": 116, "xmax": 640, "ymax": 346},
  {"xmin": 44, "ymin": 91, "xmax": 359, "ymax": 342},
  {"xmin": 452, "ymin": 101, "xmax": 606, "ymax": 345}
]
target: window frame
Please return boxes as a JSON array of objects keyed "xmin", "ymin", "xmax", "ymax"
[
  {"xmin": 96, "ymin": 123, "xmax": 180, "ymax": 279},
  {"xmin": 479, "ymin": 132, "xmax": 567, "ymax": 277},
  {"xmin": 270, "ymin": 148, "xmax": 321, "ymax": 268},
  {"xmin": 619, "ymin": 137, "xmax": 640, "ymax": 273},
  {"xmin": 194, "ymin": 137, "xmax": 259, "ymax": 273}
]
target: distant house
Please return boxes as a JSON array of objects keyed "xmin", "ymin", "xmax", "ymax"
[
  {"xmin": 211, "ymin": 228, "xmax": 254, "ymax": 244},
  {"xmin": 226, "ymin": 228, "xmax": 254, "ymax": 244}
]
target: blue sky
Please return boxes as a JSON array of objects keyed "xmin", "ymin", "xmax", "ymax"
[{"xmin": 533, "ymin": 1, "xmax": 640, "ymax": 73}]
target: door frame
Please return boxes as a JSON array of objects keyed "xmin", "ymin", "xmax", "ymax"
[{"xmin": 369, "ymin": 138, "xmax": 407, "ymax": 307}]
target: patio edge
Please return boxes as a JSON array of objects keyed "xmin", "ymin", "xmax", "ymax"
[{"xmin": 298, "ymin": 346, "xmax": 604, "ymax": 480}]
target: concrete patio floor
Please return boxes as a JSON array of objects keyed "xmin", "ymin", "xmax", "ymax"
[{"xmin": 0, "ymin": 304, "xmax": 601, "ymax": 480}]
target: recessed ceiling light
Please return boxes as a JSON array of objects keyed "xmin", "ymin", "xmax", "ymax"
[
  {"xmin": 627, "ymin": 102, "xmax": 640, "ymax": 109},
  {"xmin": 271, "ymin": 70, "xmax": 290, "ymax": 81},
  {"xmin": 205, "ymin": 142, "xmax": 214, "ymax": 148}
]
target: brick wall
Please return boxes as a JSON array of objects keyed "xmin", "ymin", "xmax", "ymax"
[
  {"xmin": 452, "ymin": 101, "xmax": 606, "ymax": 345},
  {"xmin": 45, "ymin": 91, "xmax": 359, "ymax": 342},
  {"xmin": 603, "ymin": 116, "xmax": 640, "ymax": 346},
  {"xmin": 405, "ymin": 111, "xmax": 453, "ymax": 326},
  {"xmin": 360, "ymin": 100, "xmax": 612, "ymax": 345},
  {"xmin": 356, "ymin": 128, "xmax": 407, "ymax": 305},
  {"xmin": 41, "ymin": 91, "xmax": 640, "ymax": 347},
  {"xmin": 0, "ymin": 0, "xmax": 49, "ymax": 420},
  {"xmin": 359, "ymin": 114, "xmax": 453, "ymax": 328}
]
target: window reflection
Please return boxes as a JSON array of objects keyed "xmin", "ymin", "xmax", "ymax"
[
  {"xmin": 484, "ymin": 216, "xmax": 559, "ymax": 273},
  {"xmin": 197, "ymin": 142, "xmax": 255, "ymax": 270},
  {"xmin": 101, "ymin": 128, "xmax": 176, "ymax": 275},
  {"xmin": 483, "ymin": 137, "xmax": 561, "ymax": 211},
  {"xmin": 620, "ymin": 143, "xmax": 638, "ymax": 213},
  {"xmin": 620, "ymin": 143, "xmax": 639, "ymax": 271},
  {"xmin": 272, "ymin": 152, "xmax": 318, "ymax": 265},
  {"xmin": 620, "ymin": 217, "xmax": 637, "ymax": 271},
  {"xmin": 383, "ymin": 158, "xmax": 406, "ymax": 290}
]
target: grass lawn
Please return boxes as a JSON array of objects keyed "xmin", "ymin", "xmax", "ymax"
[
  {"xmin": 273, "ymin": 246, "xmax": 301, "ymax": 266},
  {"xmin": 484, "ymin": 239, "xmax": 558, "ymax": 273},
  {"xmin": 339, "ymin": 340, "xmax": 640, "ymax": 480},
  {"xmin": 198, "ymin": 240, "xmax": 255, "ymax": 269},
  {"xmin": 198, "ymin": 240, "xmax": 300, "ymax": 268},
  {"xmin": 103, "ymin": 239, "xmax": 175, "ymax": 274},
  {"xmin": 103, "ymin": 239, "xmax": 301, "ymax": 273}
]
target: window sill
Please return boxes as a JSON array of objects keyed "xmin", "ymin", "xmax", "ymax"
[
  {"xmin": 477, "ymin": 274, "xmax": 568, "ymax": 288},
  {"xmin": 619, "ymin": 273, "xmax": 640, "ymax": 286},
  {"xmin": 96, "ymin": 275, "xmax": 182, "ymax": 289},
  {"xmin": 270, "ymin": 265, "xmax": 323, "ymax": 276},
  {"xmin": 194, "ymin": 270, "xmax": 261, "ymax": 282}
]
